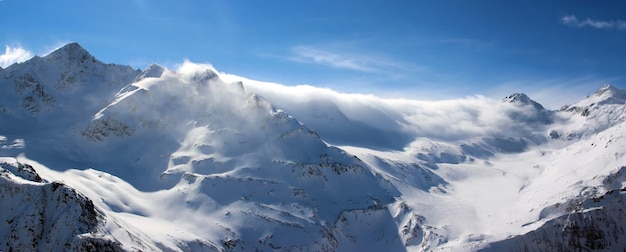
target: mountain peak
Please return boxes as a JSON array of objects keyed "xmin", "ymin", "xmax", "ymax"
[
  {"xmin": 581, "ymin": 84, "xmax": 626, "ymax": 106},
  {"xmin": 43, "ymin": 42, "xmax": 94, "ymax": 63},
  {"xmin": 594, "ymin": 84, "xmax": 623, "ymax": 97},
  {"xmin": 559, "ymin": 84, "xmax": 626, "ymax": 123},
  {"xmin": 61, "ymin": 42, "xmax": 85, "ymax": 50},
  {"xmin": 136, "ymin": 64, "xmax": 165, "ymax": 81},
  {"xmin": 502, "ymin": 93, "xmax": 544, "ymax": 110}
]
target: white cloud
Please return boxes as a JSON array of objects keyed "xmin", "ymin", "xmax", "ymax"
[
  {"xmin": 282, "ymin": 44, "xmax": 432, "ymax": 96},
  {"xmin": 0, "ymin": 45, "xmax": 33, "ymax": 68},
  {"xmin": 219, "ymin": 70, "xmax": 550, "ymax": 150},
  {"xmin": 561, "ymin": 15, "xmax": 626, "ymax": 30},
  {"xmin": 161, "ymin": 63, "xmax": 615, "ymax": 153}
]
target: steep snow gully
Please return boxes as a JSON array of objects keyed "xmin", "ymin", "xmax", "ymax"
[{"xmin": 1, "ymin": 43, "xmax": 625, "ymax": 251}]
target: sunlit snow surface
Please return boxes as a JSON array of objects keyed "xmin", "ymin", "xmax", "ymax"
[{"xmin": 1, "ymin": 44, "xmax": 625, "ymax": 251}]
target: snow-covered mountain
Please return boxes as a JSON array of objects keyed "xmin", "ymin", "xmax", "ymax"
[{"xmin": 1, "ymin": 43, "xmax": 625, "ymax": 251}]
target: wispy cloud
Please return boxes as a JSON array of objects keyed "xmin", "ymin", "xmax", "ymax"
[
  {"xmin": 278, "ymin": 44, "xmax": 443, "ymax": 96},
  {"xmin": 286, "ymin": 44, "xmax": 430, "ymax": 85},
  {"xmin": 561, "ymin": 15, "xmax": 626, "ymax": 30},
  {"xmin": 0, "ymin": 45, "xmax": 33, "ymax": 68},
  {"xmin": 289, "ymin": 45, "xmax": 379, "ymax": 72}
]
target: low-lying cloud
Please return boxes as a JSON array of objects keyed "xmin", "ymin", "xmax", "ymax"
[{"xmin": 220, "ymin": 71, "xmax": 553, "ymax": 150}]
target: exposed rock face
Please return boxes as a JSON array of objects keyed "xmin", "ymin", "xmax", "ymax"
[
  {"xmin": 0, "ymin": 159, "xmax": 123, "ymax": 251},
  {"xmin": 483, "ymin": 188, "xmax": 626, "ymax": 251},
  {"xmin": 503, "ymin": 93, "xmax": 545, "ymax": 110},
  {"xmin": 0, "ymin": 43, "xmax": 140, "ymax": 134}
]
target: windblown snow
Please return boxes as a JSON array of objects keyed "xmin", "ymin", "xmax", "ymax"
[{"xmin": 1, "ymin": 43, "xmax": 625, "ymax": 251}]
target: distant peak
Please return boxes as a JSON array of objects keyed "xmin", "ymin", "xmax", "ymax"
[
  {"xmin": 57, "ymin": 42, "xmax": 89, "ymax": 54},
  {"xmin": 44, "ymin": 42, "xmax": 94, "ymax": 62},
  {"xmin": 594, "ymin": 84, "xmax": 621, "ymax": 96},
  {"xmin": 64, "ymin": 42, "xmax": 84, "ymax": 50},
  {"xmin": 504, "ymin": 93, "xmax": 530, "ymax": 102},
  {"xmin": 601, "ymin": 83, "xmax": 616, "ymax": 89},
  {"xmin": 137, "ymin": 64, "xmax": 165, "ymax": 80},
  {"xmin": 190, "ymin": 69, "xmax": 218, "ymax": 82},
  {"xmin": 503, "ymin": 93, "xmax": 545, "ymax": 110},
  {"xmin": 560, "ymin": 84, "xmax": 626, "ymax": 114}
]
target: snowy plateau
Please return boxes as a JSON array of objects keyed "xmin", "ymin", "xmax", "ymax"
[{"xmin": 1, "ymin": 43, "xmax": 625, "ymax": 251}]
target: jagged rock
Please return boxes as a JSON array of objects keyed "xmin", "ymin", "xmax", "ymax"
[
  {"xmin": 0, "ymin": 163, "xmax": 113, "ymax": 251},
  {"xmin": 503, "ymin": 93, "xmax": 545, "ymax": 110},
  {"xmin": 483, "ymin": 188, "xmax": 626, "ymax": 251}
]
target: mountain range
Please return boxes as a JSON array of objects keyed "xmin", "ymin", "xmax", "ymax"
[{"xmin": 1, "ymin": 43, "xmax": 625, "ymax": 251}]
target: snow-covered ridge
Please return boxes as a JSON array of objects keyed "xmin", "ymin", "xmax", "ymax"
[
  {"xmin": 503, "ymin": 92, "xmax": 545, "ymax": 110},
  {"xmin": 547, "ymin": 84, "xmax": 626, "ymax": 140},
  {"xmin": 1, "ymin": 43, "xmax": 625, "ymax": 251},
  {"xmin": 0, "ymin": 158, "xmax": 123, "ymax": 250},
  {"xmin": 0, "ymin": 42, "xmax": 140, "ymax": 136}
]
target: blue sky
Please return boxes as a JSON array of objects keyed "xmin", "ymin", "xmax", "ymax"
[{"xmin": 1, "ymin": 0, "xmax": 626, "ymax": 108}]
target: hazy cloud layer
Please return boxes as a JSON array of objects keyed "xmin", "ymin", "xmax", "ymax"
[
  {"xmin": 561, "ymin": 15, "xmax": 626, "ymax": 30},
  {"xmin": 0, "ymin": 45, "xmax": 33, "ymax": 68},
  {"xmin": 220, "ymin": 71, "xmax": 552, "ymax": 150}
]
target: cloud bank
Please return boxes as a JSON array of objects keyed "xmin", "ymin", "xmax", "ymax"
[
  {"xmin": 0, "ymin": 45, "xmax": 33, "ymax": 68},
  {"xmin": 219, "ymin": 71, "xmax": 553, "ymax": 151},
  {"xmin": 561, "ymin": 15, "xmax": 626, "ymax": 30}
]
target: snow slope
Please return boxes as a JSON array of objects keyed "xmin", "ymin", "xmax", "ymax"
[{"xmin": 1, "ymin": 43, "xmax": 625, "ymax": 251}]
